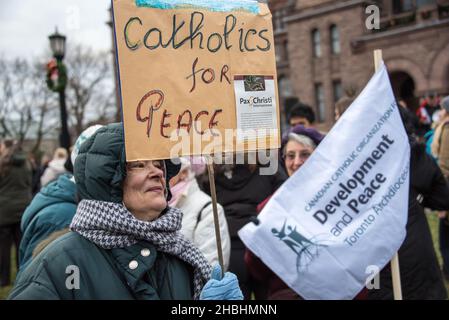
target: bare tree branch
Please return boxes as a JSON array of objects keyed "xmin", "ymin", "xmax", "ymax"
[
  {"xmin": 0, "ymin": 43, "xmax": 115, "ymax": 147},
  {"xmin": 0, "ymin": 56, "xmax": 58, "ymax": 149},
  {"xmin": 65, "ymin": 44, "xmax": 114, "ymax": 135}
]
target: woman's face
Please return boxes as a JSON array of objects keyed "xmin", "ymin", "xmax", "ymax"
[
  {"xmin": 442, "ymin": 108, "xmax": 449, "ymax": 119},
  {"xmin": 334, "ymin": 109, "xmax": 341, "ymax": 121},
  {"xmin": 123, "ymin": 160, "xmax": 167, "ymax": 221},
  {"xmin": 284, "ymin": 140, "xmax": 314, "ymax": 177}
]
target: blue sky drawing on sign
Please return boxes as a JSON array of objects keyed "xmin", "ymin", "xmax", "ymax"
[{"xmin": 135, "ymin": 0, "xmax": 260, "ymax": 14}]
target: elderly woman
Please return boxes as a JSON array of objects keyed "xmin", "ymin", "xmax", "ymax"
[
  {"xmin": 9, "ymin": 123, "xmax": 242, "ymax": 300},
  {"xmin": 256, "ymin": 125, "xmax": 323, "ymax": 211},
  {"xmin": 282, "ymin": 133, "xmax": 317, "ymax": 177}
]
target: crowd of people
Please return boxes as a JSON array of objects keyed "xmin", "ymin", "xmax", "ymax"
[{"xmin": 0, "ymin": 93, "xmax": 448, "ymax": 300}]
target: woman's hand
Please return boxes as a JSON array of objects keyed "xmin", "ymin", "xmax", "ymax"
[{"xmin": 200, "ymin": 265, "xmax": 243, "ymax": 300}]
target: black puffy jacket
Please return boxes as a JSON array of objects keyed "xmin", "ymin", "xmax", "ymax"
[{"xmin": 368, "ymin": 142, "xmax": 449, "ymax": 300}]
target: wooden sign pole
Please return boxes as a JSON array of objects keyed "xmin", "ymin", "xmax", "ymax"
[
  {"xmin": 373, "ymin": 49, "xmax": 403, "ymax": 300},
  {"xmin": 206, "ymin": 156, "xmax": 225, "ymax": 278}
]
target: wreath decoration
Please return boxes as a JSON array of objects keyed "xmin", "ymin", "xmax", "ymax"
[{"xmin": 46, "ymin": 58, "xmax": 67, "ymax": 92}]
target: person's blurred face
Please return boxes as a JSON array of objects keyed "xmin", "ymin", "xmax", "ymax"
[
  {"xmin": 442, "ymin": 108, "xmax": 449, "ymax": 119},
  {"xmin": 284, "ymin": 140, "xmax": 314, "ymax": 176},
  {"xmin": 123, "ymin": 160, "xmax": 167, "ymax": 221},
  {"xmin": 398, "ymin": 100, "xmax": 407, "ymax": 109},
  {"xmin": 334, "ymin": 109, "xmax": 341, "ymax": 122},
  {"xmin": 290, "ymin": 116, "xmax": 311, "ymax": 128},
  {"xmin": 169, "ymin": 168, "xmax": 189, "ymax": 188}
]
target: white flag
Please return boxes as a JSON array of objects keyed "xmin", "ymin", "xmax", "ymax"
[{"xmin": 238, "ymin": 63, "xmax": 410, "ymax": 300}]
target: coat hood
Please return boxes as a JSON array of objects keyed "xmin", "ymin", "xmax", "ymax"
[{"xmin": 74, "ymin": 123, "xmax": 180, "ymax": 203}]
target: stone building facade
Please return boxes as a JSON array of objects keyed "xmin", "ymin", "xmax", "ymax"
[{"xmin": 270, "ymin": 0, "xmax": 449, "ymax": 131}]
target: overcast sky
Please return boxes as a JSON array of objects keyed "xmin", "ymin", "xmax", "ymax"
[{"xmin": 0, "ymin": 0, "xmax": 112, "ymax": 60}]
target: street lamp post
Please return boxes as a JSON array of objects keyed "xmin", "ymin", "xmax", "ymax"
[{"xmin": 47, "ymin": 28, "xmax": 71, "ymax": 150}]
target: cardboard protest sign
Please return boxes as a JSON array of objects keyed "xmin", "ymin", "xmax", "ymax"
[
  {"xmin": 239, "ymin": 64, "xmax": 410, "ymax": 300},
  {"xmin": 112, "ymin": 0, "xmax": 280, "ymax": 161}
]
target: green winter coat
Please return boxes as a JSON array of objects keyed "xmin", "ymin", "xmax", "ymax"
[
  {"xmin": 9, "ymin": 123, "xmax": 189, "ymax": 300},
  {"xmin": 9, "ymin": 231, "xmax": 193, "ymax": 300},
  {"xmin": 18, "ymin": 174, "xmax": 77, "ymax": 272}
]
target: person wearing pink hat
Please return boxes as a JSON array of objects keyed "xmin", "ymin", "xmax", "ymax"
[{"xmin": 169, "ymin": 156, "xmax": 231, "ymax": 270}]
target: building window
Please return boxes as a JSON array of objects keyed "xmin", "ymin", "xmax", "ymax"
[
  {"xmin": 333, "ymin": 80, "xmax": 342, "ymax": 103},
  {"xmin": 330, "ymin": 25, "xmax": 340, "ymax": 55},
  {"xmin": 279, "ymin": 76, "xmax": 294, "ymax": 98},
  {"xmin": 315, "ymin": 83, "xmax": 325, "ymax": 122},
  {"xmin": 393, "ymin": 0, "xmax": 414, "ymax": 14},
  {"xmin": 417, "ymin": 0, "xmax": 434, "ymax": 6},
  {"xmin": 283, "ymin": 40, "xmax": 289, "ymax": 61},
  {"xmin": 312, "ymin": 29, "xmax": 321, "ymax": 57},
  {"xmin": 275, "ymin": 41, "xmax": 289, "ymax": 63},
  {"xmin": 275, "ymin": 44, "xmax": 282, "ymax": 63},
  {"xmin": 273, "ymin": 9, "xmax": 286, "ymax": 32},
  {"xmin": 274, "ymin": 11, "xmax": 282, "ymax": 31}
]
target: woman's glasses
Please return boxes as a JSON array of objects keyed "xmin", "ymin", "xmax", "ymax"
[{"xmin": 284, "ymin": 151, "xmax": 312, "ymax": 162}]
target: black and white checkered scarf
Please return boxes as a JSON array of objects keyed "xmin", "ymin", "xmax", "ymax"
[{"xmin": 70, "ymin": 199, "xmax": 211, "ymax": 299}]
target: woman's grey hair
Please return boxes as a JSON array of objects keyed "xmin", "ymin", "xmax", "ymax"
[
  {"xmin": 283, "ymin": 133, "xmax": 316, "ymax": 155},
  {"xmin": 441, "ymin": 95, "xmax": 449, "ymax": 113}
]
